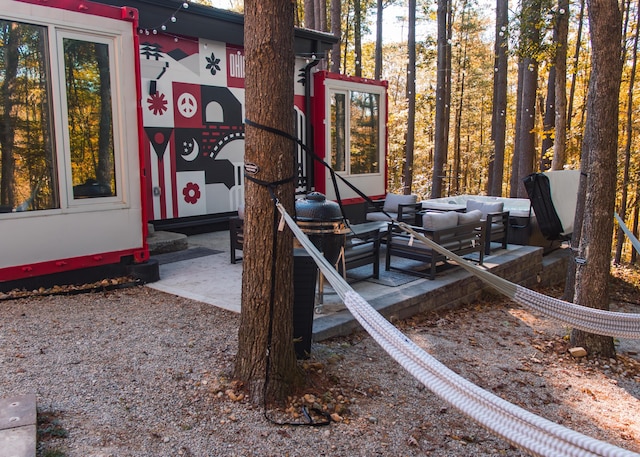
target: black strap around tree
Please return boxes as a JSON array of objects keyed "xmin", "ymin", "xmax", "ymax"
[
  {"xmin": 241, "ymin": 157, "xmax": 331, "ymax": 427},
  {"xmin": 242, "ymin": 116, "xmax": 396, "ymax": 427}
]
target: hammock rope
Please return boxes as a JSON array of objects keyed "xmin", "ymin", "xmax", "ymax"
[
  {"xmin": 276, "ymin": 203, "xmax": 639, "ymax": 457},
  {"xmin": 395, "ymin": 222, "xmax": 640, "ymax": 340},
  {"xmin": 615, "ymin": 212, "xmax": 640, "ymax": 255}
]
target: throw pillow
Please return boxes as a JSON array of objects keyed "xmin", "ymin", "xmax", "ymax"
[
  {"xmin": 466, "ymin": 200, "xmax": 504, "ymax": 218},
  {"xmin": 422, "ymin": 211, "xmax": 459, "ymax": 231},
  {"xmin": 383, "ymin": 193, "xmax": 418, "ymax": 213},
  {"xmin": 458, "ymin": 209, "xmax": 482, "ymax": 225}
]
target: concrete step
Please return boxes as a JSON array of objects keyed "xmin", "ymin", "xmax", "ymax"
[
  {"xmin": 0, "ymin": 394, "xmax": 36, "ymax": 457},
  {"xmin": 147, "ymin": 230, "xmax": 188, "ymax": 255}
]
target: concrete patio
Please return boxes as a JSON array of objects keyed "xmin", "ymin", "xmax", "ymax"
[{"xmin": 147, "ymin": 229, "xmax": 571, "ymax": 342}]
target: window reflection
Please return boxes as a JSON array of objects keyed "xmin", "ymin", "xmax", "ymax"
[
  {"xmin": 330, "ymin": 92, "xmax": 346, "ymax": 172},
  {"xmin": 350, "ymin": 91, "xmax": 379, "ymax": 175},
  {"xmin": 64, "ymin": 38, "xmax": 116, "ymax": 198},
  {"xmin": 0, "ymin": 20, "xmax": 58, "ymax": 212},
  {"xmin": 329, "ymin": 89, "xmax": 380, "ymax": 176}
]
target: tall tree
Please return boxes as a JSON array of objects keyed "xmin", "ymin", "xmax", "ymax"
[
  {"xmin": 513, "ymin": 0, "xmax": 542, "ymax": 198},
  {"xmin": 551, "ymin": 0, "xmax": 568, "ymax": 170},
  {"xmin": 453, "ymin": 1, "xmax": 470, "ymax": 194},
  {"xmin": 510, "ymin": 62, "xmax": 524, "ymax": 197},
  {"xmin": 305, "ymin": 0, "xmax": 316, "ymax": 28},
  {"xmin": 315, "ymin": 0, "xmax": 327, "ymax": 31},
  {"xmin": 444, "ymin": 0, "xmax": 454, "ymax": 190},
  {"xmin": 632, "ymin": 184, "xmax": 640, "ymax": 264},
  {"xmin": 488, "ymin": 0, "xmax": 509, "ymax": 196},
  {"xmin": 615, "ymin": 3, "xmax": 639, "ymax": 264},
  {"xmin": 354, "ymin": 0, "xmax": 363, "ymax": 77},
  {"xmin": 331, "ymin": 0, "xmax": 341, "ymax": 72},
  {"xmin": 566, "ymin": 0, "xmax": 585, "ymax": 132},
  {"xmin": 432, "ymin": 0, "xmax": 450, "ymax": 197},
  {"xmin": 374, "ymin": 0, "xmax": 383, "ymax": 80},
  {"xmin": 235, "ymin": 0, "xmax": 301, "ymax": 402},
  {"xmin": 403, "ymin": 0, "xmax": 416, "ymax": 193},
  {"xmin": 571, "ymin": 0, "xmax": 622, "ymax": 358},
  {"xmin": 540, "ymin": 65, "xmax": 555, "ymax": 171}
]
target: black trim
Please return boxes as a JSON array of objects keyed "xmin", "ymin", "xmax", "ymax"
[
  {"xmin": 151, "ymin": 213, "xmax": 235, "ymax": 234},
  {"xmin": 0, "ymin": 258, "xmax": 159, "ymax": 294},
  {"xmin": 92, "ymin": 0, "xmax": 337, "ymax": 54}
]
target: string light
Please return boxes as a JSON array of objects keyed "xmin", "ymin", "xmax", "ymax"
[{"xmin": 138, "ymin": 1, "xmax": 190, "ymax": 40}]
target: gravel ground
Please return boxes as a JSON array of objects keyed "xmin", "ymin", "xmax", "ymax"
[{"xmin": 1, "ymin": 279, "xmax": 640, "ymax": 456}]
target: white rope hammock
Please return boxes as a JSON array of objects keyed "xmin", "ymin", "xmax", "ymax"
[
  {"xmin": 394, "ymin": 221, "xmax": 640, "ymax": 340},
  {"xmin": 276, "ymin": 204, "xmax": 639, "ymax": 457},
  {"xmin": 615, "ymin": 212, "xmax": 640, "ymax": 255}
]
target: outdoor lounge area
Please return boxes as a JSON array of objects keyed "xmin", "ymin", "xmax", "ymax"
[
  {"xmin": 148, "ymin": 221, "xmax": 571, "ymax": 342},
  {"xmin": 148, "ymin": 179, "xmax": 578, "ymax": 342}
]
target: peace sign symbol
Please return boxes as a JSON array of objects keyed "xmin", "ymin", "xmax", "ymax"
[{"xmin": 177, "ymin": 92, "xmax": 197, "ymax": 118}]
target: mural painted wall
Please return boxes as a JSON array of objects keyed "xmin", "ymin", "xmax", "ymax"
[{"xmin": 138, "ymin": 33, "xmax": 308, "ymax": 222}]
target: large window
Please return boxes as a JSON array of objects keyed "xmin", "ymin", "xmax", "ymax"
[
  {"xmin": 330, "ymin": 89, "xmax": 381, "ymax": 176},
  {"xmin": 0, "ymin": 20, "xmax": 58, "ymax": 212},
  {"xmin": 0, "ymin": 19, "xmax": 119, "ymax": 213},
  {"xmin": 63, "ymin": 38, "xmax": 116, "ymax": 199}
]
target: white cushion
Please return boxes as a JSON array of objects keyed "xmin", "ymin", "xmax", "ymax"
[
  {"xmin": 458, "ymin": 209, "xmax": 482, "ymax": 225},
  {"xmin": 466, "ymin": 200, "xmax": 504, "ymax": 218},
  {"xmin": 544, "ymin": 170, "xmax": 580, "ymax": 235},
  {"xmin": 238, "ymin": 204, "xmax": 245, "ymax": 220},
  {"xmin": 382, "ymin": 193, "xmax": 417, "ymax": 213},
  {"xmin": 422, "ymin": 211, "xmax": 459, "ymax": 231},
  {"xmin": 422, "ymin": 201, "xmax": 466, "ymax": 212}
]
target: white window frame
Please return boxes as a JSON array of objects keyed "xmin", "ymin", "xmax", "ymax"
[
  {"xmin": 55, "ymin": 29, "xmax": 128, "ymax": 210},
  {"xmin": 325, "ymin": 80, "xmax": 386, "ymax": 178},
  {"xmin": 0, "ymin": 3, "xmax": 135, "ymax": 219}
]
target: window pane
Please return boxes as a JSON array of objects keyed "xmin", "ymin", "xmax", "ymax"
[
  {"xmin": 350, "ymin": 91, "xmax": 380, "ymax": 175},
  {"xmin": 64, "ymin": 38, "xmax": 116, "ymax": 198},
  {"xmin": 330, "ymin": 92, "xmax": 346, "ymax": 172},
  {"xmin": 0, "ymin": 20, "xmax": 58, "ymax": 212}
]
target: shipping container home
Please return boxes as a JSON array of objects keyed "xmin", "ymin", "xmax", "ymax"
[
  {"xmin": 0, "ymin": 0, "xmax": 388, "ymax": 291},
  {"xmin": 0, "ymin": 0, "xmax": 156, "ymax": 291},
  {"xmin": 96, "ymin": 0, "xmax": 389, "ymax": 230}
]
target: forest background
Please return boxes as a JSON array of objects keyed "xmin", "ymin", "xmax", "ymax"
[{"xmin": 209, "ymin": 0, "xmax": 638, "ymax": 264}]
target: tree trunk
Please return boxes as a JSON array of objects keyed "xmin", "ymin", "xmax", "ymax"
[
  {"xmin": 453, "ymin": 30, "xmax": 467, "ymax": 195},
  {"xmin": 488, "ymin": 0, "xmax": 508, "ymax": 197},
  {"xmin": 305, "ymin": 0, "xmax": 316, "ymax": 28},
  {"xmin": 444, "ymin": 1, "xmax": 453, "ymax": 189},
  {"xmin": 614, "ymin": 3, "xmax": 639, "ymax": 264},
  {"xmin": 315, "ymin": 0, "xmax": 327, "ymax": 31},
  {"xmin": 403, "ymin": 0, "xmax": 416, "ymax": 194},
  {"xmin": 564, "ymin": 132, "xmax": 589, "ymax": 302},
  {"xmin": 511, "ymin": 65, "xmax": 526, "ymax": 198},
  {"xmin": 516, "ymin": 56, "xmax": 538, "ymax": 197},
  {"xmin": 512, "ymin": 0, "xmax": 541, "ymax": 197},
  {"xmin": 632, "ymin": 186, "xmax": 639, "ymax": 264},
  {"xmin": 330, "ymin": 0, "xmax": 341, "ymax": 73},
  {"xmin": 342, "ymin": 1, "xmax": 350, "ymax": 72},
  {"xmin": 540, "ymin": 65, "xmax": 555, "ymax": 171},
  {"xmin": 374, "ymin": 0, "xmax": 383, "ymax": 80},
  {"xmin": 570, "ymin": 0, "xmax": 622, "ymax": 358},
  {"xmin": 567, "ymin": 0, "xmax": 585, "ymax": 132},
  {"xmin": 432, "ymin": 0, "xmax": 449, "ymax": 198},
  {"xmin": 354, "ymin": 0, "xmax": 362, "ymax": 77},
  {"xmin": 551, "ymin": 0, "xmax": 568, "ymax": 171},
  {"xmin": 235, "ymin": 0, "xmax": 302, "ymax": 403}
]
